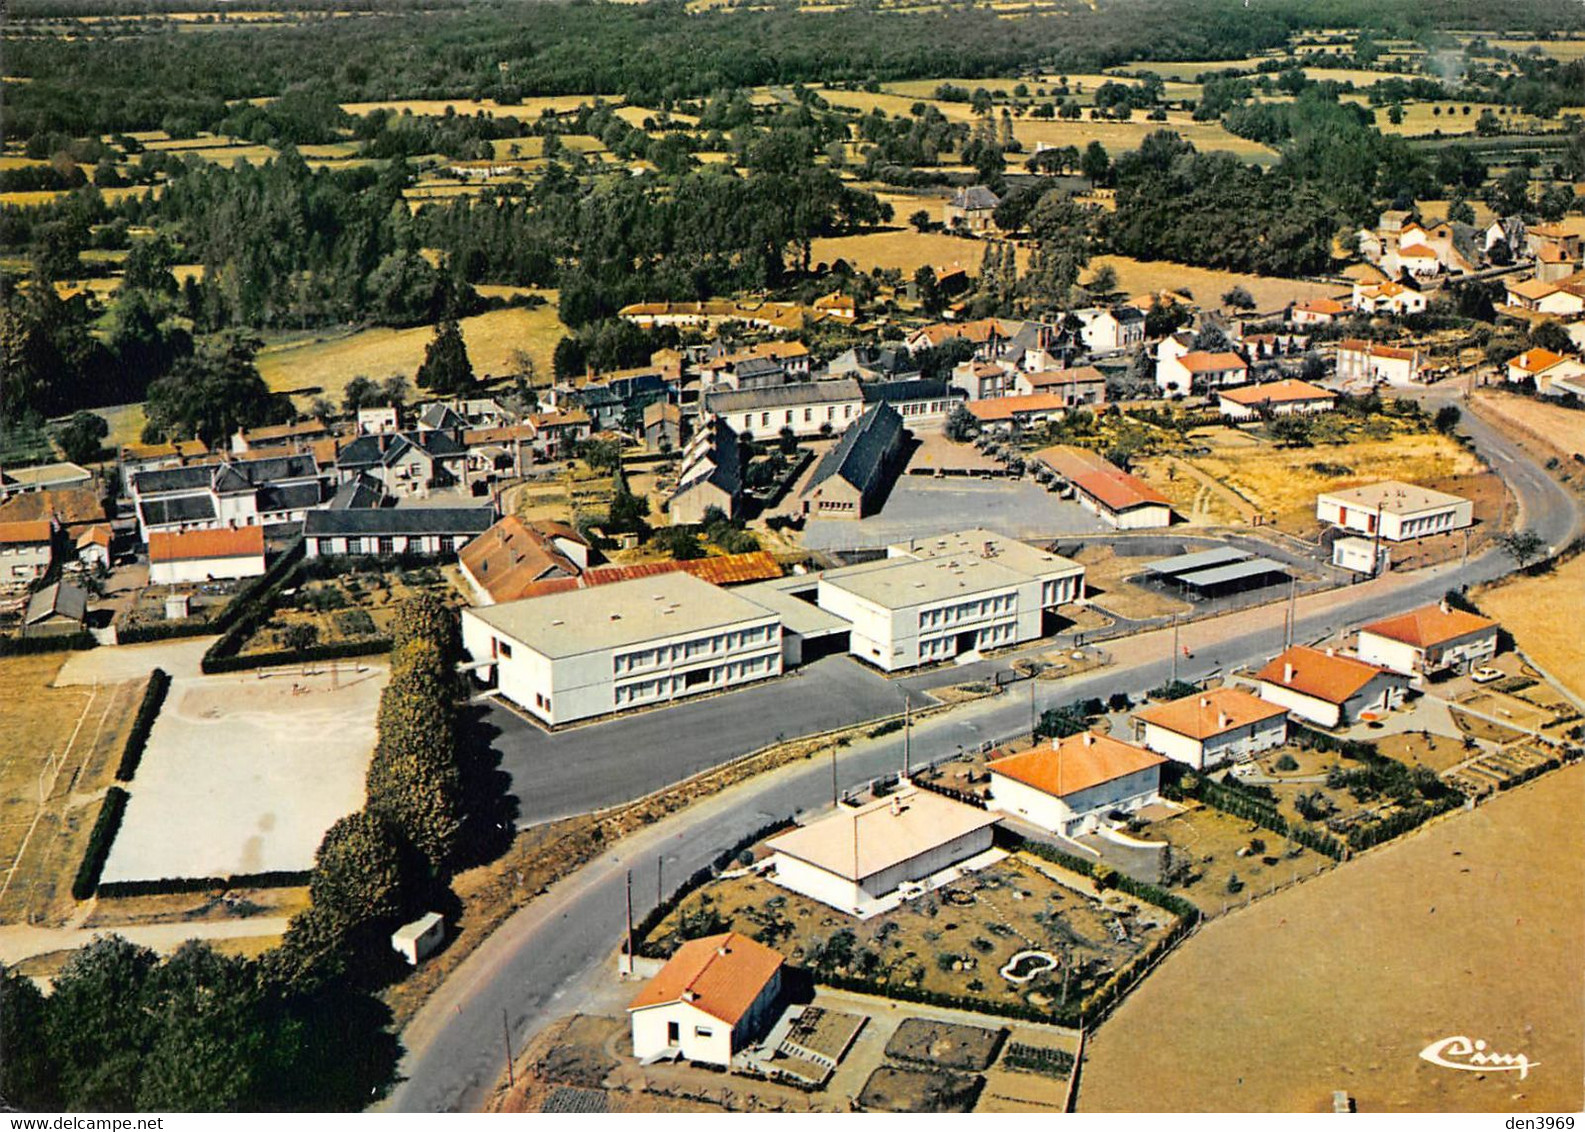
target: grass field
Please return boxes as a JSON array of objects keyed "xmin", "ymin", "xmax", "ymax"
[
  {"xmin": 256, "ymin": 301, "xmax": 565, "ymax": 406},
  {"xmin": 1475, "ymin": 553, "xmax": 1585, "ymax": 701},
  {"xmin": 1491, "ymin": 37, "xmax": 1585, "ymax": 61},
  {"xmin": 1014, "ymin": 113, "xmax": 1280, "ymax": 164},
  {"xmin": 0, "ymin": 654, "xmax": 143, "ymax": 926},
  {"xmin": 1080, "ymin": 764, "xmax": 1585, "ymax": 1113},
  {"xmin": 1088, "ymin": 254, "xmax": 1341, "ymax": 312},
  {"xmin": 341, "ymin": 96, "xmax": 607, "ymax": 120},
  {"xmin": 810, "ymin": 227, "xmax": 1025, "ymax": 276}
]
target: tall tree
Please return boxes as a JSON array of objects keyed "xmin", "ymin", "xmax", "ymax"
[
  {"xmin": 415, "ymin": 319, "xmax": 473, "ymax": 395},
  {"xmin": 307, "ymin": 811, "xmax": 408, "ymax": 945},
  {"xmin": 1, "ymin": 964, "xmax": 58, "ymax": 1109},
  {"xmin": 141, "ymin": 334, "xmax": 277, "ymax": 446},
  {"xmin": 44, "ymin": 936, "xmax": 160, "ymax": 1109}
]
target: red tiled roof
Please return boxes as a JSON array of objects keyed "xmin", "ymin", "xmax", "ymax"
[
  {"xmin": 0, "ymin": 519, "xmax": 54, "ymax": 546},
  {"xmin": 1295, "ymin": 298, "xmax": 1349, "ymax": 315},
  {"xmin": 966, "ymin": 393, "xmax": 1077, "ymax": 422},
  {"xmin": 459, "ymin": 516, "xmax": 580, "ymax": 603},
  {"xmin": 148, "ymin": 526, "xmax": 265, "ymax": 563},
  {"xmin": 627, "ymin": 932, "xmax": 783, "ymax": 1024},
  {"xmin": 1034, "ymin": 446, "xmax": 1170, "ymax": 511},
  {"xmin": 1133, "ymin": 687, "xmax": 1287, "ymax": 741},
  {"xmin": 1508, "ymin": 347, "xmax": 1567, "ymax": 374},
  {"xmin": 1255, "ymin": 646, "xmax": 1392, "ymax": 704},
  {"xmin": 513, "ymin": 551, "xmax": 782, "ymax": 599},
  {"xmin": 989, "ymin": 731, "xmax": 1164, "ymax": 798},
  {"xmin": 1219, "ymin": 379, "xmax": 1336, "ymax": 407},
  {"xmin": 1178, "ymin": 351, "xmax": 1247, "ymax": 374},
  {"xmin": 1360, "ymin": 603, "xmax": 1497, "ymax": 649}
]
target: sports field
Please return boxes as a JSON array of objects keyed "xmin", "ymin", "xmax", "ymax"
[{"xmin": 1079, "ymin": 764, "xmax": 1584, "ymax": 1113}]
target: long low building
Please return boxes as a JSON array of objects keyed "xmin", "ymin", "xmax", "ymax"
[
  {"xmin": 766, "ymin": 787, "xmax": 1000, "ymax": 917},
  {"xmin": 302, "ymin": 507, "xmax": 495, "ymax": 558},
  {"xmin": 148, "ymin": 526, "xmax": 267, "ymax": 585},
  {"xmin": 1033, "ymin": 446, "xmax": 1173, "ymax": 529},
  {"xmin": 1316, "ymin": 481, "xmax": 1472, "ymax": 542},
  {"xmin": 461, "ymin": 571, "xmax": 782, "ymax": 727},
  {"xmin": 815, "ymin": 528, "xmax": 1084, "ymax": 671}
]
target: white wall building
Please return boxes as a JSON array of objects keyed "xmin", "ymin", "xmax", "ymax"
[
  {"xmin": 628, "ymin": 932, "xmax": 785, "ymax": 1065},
  {"xmin": 766, "ymin": 788, "xmax": 999, "ymax": 917},
  {"xmin": 147, "ymin": 526, "xmax": 267, "ymax": 585},
  {"xmin": 987, "ymin": 731, "xmax": 1165, "ymax": 836},
  {"xmin": 461, "ymin": 572, "xmax": 782, "ymax": 726},
  {"xmin": 815, "ymin": 529, "xmax": 1084, "ymax": 672},
  {"xmin": 1316, "ymin": 481, "xmax": 1472, "ymax": 542},
  {"xmin": 1334, "ymin": 339, "xmax": 1422, "ymax": 387},
  {"xmin": 1356, "ymin": 602, "xmax": 1499, "ymax": 681},
  {"xmin": 1254, "ymin": 646, "xmax": 1409, "ymax": 728},
  {"xmin": 1131, "ymin": 686, "xmax": 1289, "ymax": 771}
]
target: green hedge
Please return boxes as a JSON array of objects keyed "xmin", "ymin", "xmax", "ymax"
[
  {"xmin": 115, "ymin": 668, "xmax": 170, "ymax": 782},
  {"xmin": 1007, "ymin": 831, "xmax": 1202, "ymax": 922},
  {"xmin": 1345, "ymin": 794, "xmax": 1463, "ymax": 850},
  {"xmin": 72, "ymin": 786, "xmax": 128, "ymax": 900},
  {"xmin": 202, "ymin": 636, "xmax": 391, "ymax": 675},
  {"xmin": 0, "ymin": 632, "xmax": 95, "ymax": 656},
  {"xmin": 209, "ymin": 539, "xmax": 306, "ymax": 635},
  {"xmin": 96, "ymin": 870, "xmax": 311, "ymax": 899},
  {"xmin": 116, "ymin": 618, "xmax": 219, "ymax": 645}
]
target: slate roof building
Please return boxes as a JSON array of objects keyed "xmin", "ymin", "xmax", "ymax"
[
  {"xmin": 800, "ymin": 402, "xmax": 906, "ymax": 519},
  {"xmin": 129, "ymin": 454, "xmax": 328, "ymax": 540},
  {"xmin": 302, "ymin": 506, "xmax": 494, "ymax": 558},
  {"xmin": 24, "ymin": 581, "xmax": 88, "ymax": 633},
  {"xmin": 668, "ymin": 418, "xmax": 744, "ymax": 525},
  {"xmin": 332, "ymin": 431, "xmax": 468, "ymax": 497}
]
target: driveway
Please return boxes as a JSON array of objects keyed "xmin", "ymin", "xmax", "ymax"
[
  {"xmin": 53, "ymin": 635, "xmax": 217, "ymax": 685},
  {"xmin": 486, "ymin": 656, "xmax": 918, "ymax": 827},
  {"xmin": 801, "ymin": 477, "xmax": 1106, "ymax": 552}
]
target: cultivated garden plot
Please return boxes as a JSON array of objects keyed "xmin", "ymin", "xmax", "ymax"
[
  {"xmin": 243, "ymin": 563, "xmax": 455, "ymax": 657},
  {"xmin": 100, "ymin": 666, "xmax": 385, "ymax": 886}
]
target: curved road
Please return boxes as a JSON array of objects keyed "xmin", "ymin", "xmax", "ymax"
[{"xmin": 386, "ymin": 396, "xmax": 1581, "ymax": 1112}]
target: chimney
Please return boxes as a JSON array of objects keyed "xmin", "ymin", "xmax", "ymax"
[
  {"xmin": 1283, "ymin": 662, "xmax": 1295, "ymax": 684},
  {"xmin": 1438, "ymin": 599, "xmax": 1450, "ymax": 614},
  {"xmin": 1198, "ymin": 697, "xmax": 1210, "ymax": 708},
  {"xmin": 716, "ymin": 944, "xmax": 730, "ymax": 957},
  {"xmin": 1325, "ymin": 647, "xmax": 1336, "ymax": 658},
  {"xmin": 1219, "ymin": 712, "xmax": 1232, "ymax": 730},
  {"xmin": 1082, "ymin": 732, "xmax": 1095, "ymax": 747},
  {"xmin": 890, "ymin": 795, "xmax": 901, "ymax": 816}
]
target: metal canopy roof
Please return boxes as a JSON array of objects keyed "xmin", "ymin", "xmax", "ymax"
[
  {"xmin": 1175, "ymin": 557, "xmax": 1290, "ymax": 589},
  {"xmin": 1143, "ymin": 546, "xmax": 1250, "ymax": 577}
]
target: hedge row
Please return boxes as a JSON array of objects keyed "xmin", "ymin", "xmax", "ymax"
[
  {"xmin": 72, "ymin": 787, "xmax": 129, "ymax": 900},
  {"xmin": 116, "ymin": 618, "xmax": 219, "ymax": 645},
  {"xmin": 1168, "ymin": 774, "xmax": 1347, "ymax": 861},
  {"xmin": 96, "ymin": 870, "xmax": 311, "ymax": 899},
  {"xmin": 0, "ymin": 632, "xmax": 95, "ymax": 657},
  {"xmin": 209, "ymin": 539, "xmax": 306, "ymax": 636},
  {"xmin": 1345, "ymin": 794, "xmax": 1463, "ymax": 851},
  {"xmin": 1498, "ymin": 747, "xmax": 1583, "ymax": 791},
  {"xmin": 912, "ymin": 777, "xmax": 987, "ymax": 809},
  {"xmin": 114, "ymin": 667, "xmax": 170, "ymax": 782},
  {"xmin": 202, "ymin": 636, "xmax": 391, "ymax": 675},
  {"xmin": 1007, "ymin": 832, "xmax": 1202, "ymax": 922}
]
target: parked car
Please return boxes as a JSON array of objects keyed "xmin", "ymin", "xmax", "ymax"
[{"xmin": 1471, "ymin": 666, "xmax": 1503, "ymax": 684}]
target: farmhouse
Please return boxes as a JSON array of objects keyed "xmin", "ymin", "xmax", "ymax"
[
  {"xmin": 461, "ymin": 572, "xmax": 782, "ymax": 726},
  {"xmin": 943, "ymin": 184, "xmax": 1000, "ymax": 232},
  {"xmin": 1217, "ymin": 379, "xmax": 1337, "ymax": 421},
  {"xmin": 1132, "ymin": 686, "xmax": 1289, "ymax": 771},
  {"xmin": 1156, "ymin": 350, "xmax": 1249, "ymax": 395},
  {"xmin": 1315, "ymin": 481, "xmax": 1472, "ymax": 542},
  {"xmin": 1033, "ymin": 446, "xmax": 1173, "ymax": 529},
  {"xmin": 628, "ymin": 933, "xmax": 785, "ymax": 1066},
  {"xmin": 987, "ymin": 731, "xmax": 1165, "ymax": 837},
  {"xmin": 1356, "ymin": 601, "xmax": 1499, "ymax": 681},
  {"xmin": 148, "ymin": 526, "xmax": 268, "ymax": 585},
  {"xmin": 1334, "ymin": 340, "xmax": 1422, "ymax": 387},
  {"xmin": 766, "ymin": 787, "xmax": 1000, "ymax": 917},
  {"xmin": 457, "ymin": 515, "xmax": 587, "ymax": 605},
  {"xmin": 1254, "ymin": 646, "xmax": 1409, "ymax": 728},
  {"xmin": 302, "ymin": 507, "xmax": 493, "ymax": 559},
  {"xmin": 1350, "ymin": 280, "xmax": 1428, "ymax": 317},
  {"xmin": 1290, "ymin": 297, "xmax": 1349, "ymax": 326},
  {"xmin": 801, "ymin": 402, "xmax": 906, "ymax": 520},
  {"xmin": 0, "ymin": 519, "xmax": 55, "ymax": 585},
  {"xmin": 1505, "ymin": 347, "xmax": 1585, "ymax": 395},
  {"xmin": 815, "ymin": 529, "xmax": 1084, "ymax": 671},
  {"xmin": 668, "ymin": 419, "xmax": 743, "ymax": 526}
]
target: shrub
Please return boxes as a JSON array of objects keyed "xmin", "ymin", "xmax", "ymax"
[
  {"xmin": 1274, "ymin": 753, "xmax": 1299, "ymax": 772},
  {"xmin": 72, "ymin": 787, "xmax": 129, "ymax": 900},
  {"xmin": 115, "ymin": 668, "xmax": 170, "ymax": 782}
]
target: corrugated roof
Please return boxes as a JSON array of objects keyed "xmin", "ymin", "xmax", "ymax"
[
  {"xmin": 989, "ymin": 731, "xmax": 1164, "ymax": 799},
  {"xmin": 512, "ymin": 552, "xmax": 783, "ymax": 599},
  {"xmin": 1360, "ymin": 603, "xmax": 1497, "ymax": 649},
  {"xmin": 1175, "ymin": 556, "xmax": 1288, "ymax": 588},
  {"xmin": 1134, "ymin": 686, "xmax": 1287, "ymax": 741},
  {"xmin": 1144, "ymin": 546, "xmax": 1249, "ymax": 576},
  {"xmin": 627, "ymin": 932, "xmax": 784, "ymax": 1024},
  {"xmin": 148, "ymin": 525, "xmax": 265, "ymax": 563},
  {"xmin": 767, "ymin": 788, "xmax": 998, "ymax": 882}
]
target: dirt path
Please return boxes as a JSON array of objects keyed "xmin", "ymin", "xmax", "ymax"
[
  {"xmin": 1078, "ymin": 764, "xmax": 1584, "ymax": 1113},
  {"xmin": 0, "ymin": 916, "xmax": 291, "ymax": 965}
]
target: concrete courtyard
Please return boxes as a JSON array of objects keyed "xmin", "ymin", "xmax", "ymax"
[{"xmin": 101, "ymin": 665, "xmax": 385, "ymax": 885}]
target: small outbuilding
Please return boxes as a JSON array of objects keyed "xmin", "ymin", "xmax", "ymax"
[{"xmin": 391, "ymin": 912, "xmax": 446, "ymax": 965}]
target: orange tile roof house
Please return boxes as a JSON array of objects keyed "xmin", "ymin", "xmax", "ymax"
[
  {"xmin": 1132, "ymin": 686, "xmax": 1289, "ymax": 771},
  {"xmin": 1254, "ymin": 645, "xmax": 1408, "ymax": 729},
  {"xmin": 1505, "ymin": 346, "xmax": 1585, "ymax": 393},
  {"xmin": 1217, "ymin": 379, "xmax": 1337, "ymax": 422},
  {"xmin": 1157, "ymin": 349, "xmax": 1249, "ymax": 395},
  {"xmin": 627, "ymin": 932, "xmax": 786, "ymax": 1066},
  {"xmin": 1356, "ymin": 601, "xmax": 1499, "ymax": 680},
  {"xmin": 456, "ymin": 515, "xmax": 586, "ymax": 606},
  {"xmin": 147, "ymin": 526, "xmax": 267, "ymax": 585},
  {"xmin": 1033, "ymin": 446, "xmax": 1173, "ymax": 529},
  {"xmin": 1290, "ymin": 297, "xmax": 1350, "ymax": 324},
  {"xmin": 988, "ymin": 731, "xmax": 1165, "ymax": 836},
  {"xmin": 0, "ymin": 518, "xmax": 56, "ymax": 586},
  {"xmin": 766, "ymin": 787, "xmax": 1000, "ymax": 917}
]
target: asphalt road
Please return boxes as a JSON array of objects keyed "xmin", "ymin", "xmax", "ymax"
[
  {"xmin": 488, "ymin": 655, "xmax": 915, "ymax": 827},
  {"xmin": 386, "ymin": 397, "xmax": 1582, "ymax": 1113}
]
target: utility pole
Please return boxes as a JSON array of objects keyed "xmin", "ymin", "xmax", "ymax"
[
  {"xmin": 657, "ymin": 857, "xmax": 663, "ymax": 910},
  {"xmin": 1029, "ymin": 677, "xmax": 1037, "ymax": 738},
  {"xmin": 503, "ymin": 1008, "xmax": 515, "ymax": 1088},
  {"xmin": 831, "ymin": 744, "xmax": 838, "ymax": 807},
  {"xmin": 1284, "ymin": 578, "xmax": 1297, "ymax": 648},
  {"xmin": 902, "ymin": 694, "xmax": 911, "ymax": 779},
  {"xmin": 624, "ymin": 870, "xmax": 634, "ymax": 968},
  {"xmin": 1170, "ymin": 615, "xmax": 1179, "ymax": 684}
]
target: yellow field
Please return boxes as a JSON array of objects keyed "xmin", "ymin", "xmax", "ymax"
[
  {"xmin": 1492, "ymin": 37, "xmax": 1585, "ymax": 61},
  {"xmin": 1014, "ymin": 112, "xmax": 1280, "ymax": 163},
  {"xmin": 256, "ymin": 301, "xmax": 566, "ymax": 405},
  {"xmin": 341, "ymin": 96, "xmax": 607, "ymax": 120},
  {"xmin": 810, "ymin": 227, "xmax": 1026, "ymax": 276},
  {"xmin": 95, "ymin": 402, "xmax": 149, "ymax": 449},
  {"xmin": 1300, "ymin": 65, "xmax": 1422, "ymax": 86},
  {"xmin": 1080, "ymin": 763, "xmax": 1585, "ymax": 1113},
  {"xmin": 1090, "ymin": 254, "xmax": 1341, "ymax": 312},
  {"xmin": 1346, "ymin": 99, "xmax": 1563, "ymax": 137},
  {"xmin": 0, "ymin": 156, "xmax": 49, "ymax": 170},
  {"xmin": 0, "ymin": 191, "xmax": 67, "ymax": 207},
  {"xmin": 1475, "ymin": 552, "xmax": 1585, "ymax": 699}
]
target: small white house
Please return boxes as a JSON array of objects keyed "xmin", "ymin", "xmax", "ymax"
[
  {"xmin": 987, "ymin": 731, "xmax": 1165, "ymax": 836},
  {"xmin": 1331, "ymin": 536, "xmax": 1389, "ymax": 575},
  {"xmin": 391, "ymin": 912, "xmax": 446, "ymax": 965},
  {"xmin": 627, "ymin": 932, "xmax": 785, "ymax": 1066},
  {"xmin": 767, "ymin": 787, "xmax": 999, "ymax": 917},
  {"xmin": 1254, "ymin": 646, "xmax": 1409, "ymax": 729},
  {"xmin": 1334, "ymin": 339, "xmax": 1422, "ymax": 387},
  {"xmin": 147, "ymin": 526, "xmax": 267, "ymax": 585},
  {"xmin": 1217, "ymin": 379, "xmax": 1337, "ymax": 422},
  {"xmin": 1356, "ymin": 601, "xmax": 1499, "ymax": 681},
  {"xmin": 1316, "ymin": 481, "xmax": 1472, "ymax": 542},
  {"xmin": 1131, "ymin": 687, "xmax": 1289, "ymax": 771}
]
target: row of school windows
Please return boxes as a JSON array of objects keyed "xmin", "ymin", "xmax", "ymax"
[
  {"xmin": 918, "ymin": 592, "xmax": 1015, "ymax": 630},
  {"xmin": 613, "ymin": 625, "xmax": 775, "ymax": 675},
  {"xmin": 315, "ymin": 535, "xmax": 456, "ymax": 556}
]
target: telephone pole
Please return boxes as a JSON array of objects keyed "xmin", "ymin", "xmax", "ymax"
[
  {"xmin": 1170, "ymin": 615, "xmax": 1179, "ymax": 684},
  {"xmin": 503, "ymin": 1008, "xmax": 515, "ymax": 1088},
  {"xmin": 902, "ymin": 694, "xmax": 911, "ymax": 779}
]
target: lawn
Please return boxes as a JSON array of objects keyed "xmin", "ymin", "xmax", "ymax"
[
  {"xmin": 811, "ymin": 227, "xmax": 1024, "ymax": 276},
  {"xmin": 0, "ymin": 654, "xmax": 143, "ymax": 925},
  {"xmin": 255, "ymin": 301, "xmax": 566, "ymax": 407},
  {"xmin": 244, "ymin": 562, "xmax": 455, "ymax": 657},
  {"xmin": 1013, "ymin": 113, "xmax": 1280, "ymax": 165},
  {"xmin": 1081, "ymin": 764, "xmax": 1585, "ymax": 1113},
  {"xmin": 1136, "ymin": 802, "xmax": 1334, "ymax": 916},
  {"xmin": 1475, "ymin": 552, "xmax": 1585, "ymax": 701},
  {"xmin": 1087, "ymin": 254, "xmax": 1342, "ymax": 311}
]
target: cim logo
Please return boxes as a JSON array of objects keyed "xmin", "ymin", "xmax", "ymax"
[{"xmin": 1419, "ymin": 1035, "xmax": 1540, "ymax": 1080}]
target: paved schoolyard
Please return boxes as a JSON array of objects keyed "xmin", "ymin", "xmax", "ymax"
[
  {"xmin": 101, "ymin": 665, "xmax": 384, "ymax": 884},
  {"xmin": 486, "ymin": 655, "xmax": 918, "ymax": 827},
  {"xmin": 54, "ymin": 636, "xmax": 218, "ymax": 685},
  {"xmin": 800, "ymin": 476, "xmax": 1106, "ymax": 552}
]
